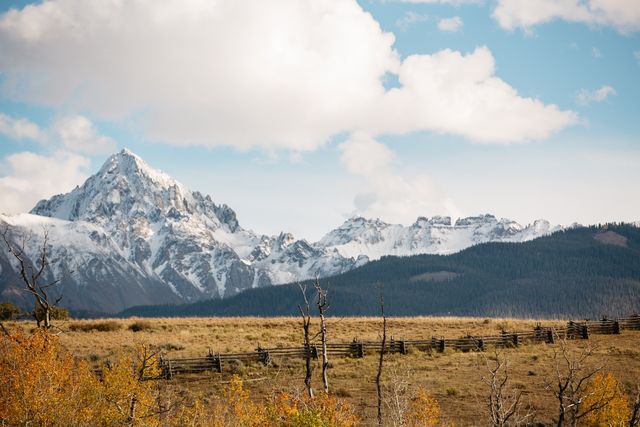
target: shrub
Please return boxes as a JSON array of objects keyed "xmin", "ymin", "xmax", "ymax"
[
  {"xmin": 0, "ymin": 302, "xmax": 22, "ymax": 321},
  {"xmin": 582, "ymin": 372, "xmax": 630, "ymax": 426},
  {"xmin": 129, "ymin": 320, "xmax": 153, "ymax": 332},
  {"xmin": 0, "ymin": 329, "xmax": 206, "ymax": 426},
  {"xmin": 69, "ymin": 321, "xmax": 121, "ymax": 332},
  {"xmin": 407, "ymin": 388, "xmax": 441, "ymax": 427},
  {"xmin": 0, "ymin": 329, "xmax": 102, "ymax": 425},
  {"xmin": 266, "ymin": 391, "xmax": 359, "ymax": 427}
]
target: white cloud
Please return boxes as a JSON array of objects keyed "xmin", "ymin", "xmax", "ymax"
[
  {"xmin": 0, "ymin": 113, "xmax": 42, "ymax": 141},
  {"xmin": 396, "ymin": 11, "xmax": 429, "ymax": 30},
  {"xmin": 0, "ymin": 0, "xmax": 576, "ymax": 150},
  {"xmin": 577, "ymin": 85, "xmax": 616, "ymax": 106},
  {"xmin": 53, "ymin": 115, "xmax": 116, "ymax": 155},
  {"xmin": 0, "ymin": 151, "xmax": 90, "ymax": 214},
  {"xmin": 635, "ymin": 50, "xmax": 640, "ymax": 63},
  {"xmin": 367, "ymin": 47, "xmax": 577, "ymax": 143},
  {"xmin": 438, "ymin": 16, "xmax": 464, "ymax": 32},
  {"xmin": 591, "ymin": 47, "xmax": 601, "ymax": 58},
  {"xmin": 340, "ymin": 133, "xmax": 457, "ymax": 223},
  {"xmin": 493, "ymin": 0, "xmax": 640, "ymax": 33}
]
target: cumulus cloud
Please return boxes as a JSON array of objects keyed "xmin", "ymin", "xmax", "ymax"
[
  {"xmin": 340, "ymin": 133, "xmax": 457, "ymax": 223},
  {"xmin": 438, "ymin": 16, "xmax": 463, "ymax": 32},
  {"xmin": 0, "ymin": 0, "xmax": 575, "ymax": 150},
  {"xmin": 53, "ymin": 115, "xmax": 116, "ymax": 155},
  {"xmin": 0, "ymin": 151, "xmax": 90, "ymax": 214},
  {"xmin": 577, "ymin": 85, "xmax": 616, "ymax": 106},
  {"xmin": 493, "ymin": 0, "xmax": 640, "ymax": 33},
  {"xmin": 367, "ymin": 47, "xmax": 577, "ymax": 143},
  {"xmin": 0, "ymin": 113, "xmax": 42, "ymax": 141}
]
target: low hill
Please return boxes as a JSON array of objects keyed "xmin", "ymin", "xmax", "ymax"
[{"xmin": 120, "ymin": 224, "xmax": 640, "ymax": 318}]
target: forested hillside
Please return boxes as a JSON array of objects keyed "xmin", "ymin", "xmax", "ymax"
[{"xmin": 121, "ymin": 224, "xmax": 640, "ymax": 318}]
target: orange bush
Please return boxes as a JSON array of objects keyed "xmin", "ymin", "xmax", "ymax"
[
  {"xmin": 266, "ymin": 391, "xmax": 359, "ymax": 427},
  {"xmin": 0, "ymin": 330, "xmax": 196, "ymax": 426},
  {"xmin": 582, "ymin": 372, "xmax": 630, "ymax": 427},
  {"xmin": 407, "ymin": 388, "xmax": 442, "ymax": 427},
  {"xmin": 0, "ymin": 329, "xmax": 102, "ymax": 425}
]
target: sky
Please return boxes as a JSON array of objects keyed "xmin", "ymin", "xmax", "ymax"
[{"xmin": 0, "ymin": 0, "xmax": 638, "ymax": 241}]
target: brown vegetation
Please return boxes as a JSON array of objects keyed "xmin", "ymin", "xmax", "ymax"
[{"xmin": 2, "ymin": 316, "xmax": 640, "ymax": 425}]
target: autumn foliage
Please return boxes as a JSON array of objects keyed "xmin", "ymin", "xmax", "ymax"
[
  {"xmin": 0, "ymin": 330, "xmax": 359, "ymax": 426},
  {"xmin": 582, "ymin": 372, "xmax": 631, "ymax": 427}
]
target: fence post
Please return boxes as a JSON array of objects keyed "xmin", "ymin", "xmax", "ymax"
[
  {"xmin": 512, "ymin": 334, "xmax": 519, "ymax": 347},
  {"xmin": 350, "ymin": 339, "xmax": 364, "ymax": 358},
  {"xmin": 580, "ymin": 325, "xmax": 589, "ymax": 340},
  {"xmin": 167, "ymin": 359, "xmax": 173, "ymax": 380},
  {"xmin": 546, "ymin": 329, "xmax": 555, "ymax": 344},
  {"xmin": 438, "ymin": 339, "xmax": 446, "ymax": 353},
  {"xmin": 500, "ymin": 331, "xmax": 509, "ymax": 347},
  {"xmin": 309, "ymin": 345, "xmax": 318, "ymax": 359},
  {"xmin": 256, "ymin": 346, "xmax": 271, "ymax": 365},
  {"xmin": 478, "ymin": 338, "xmax": 485, "ymax": 352},
  {"xmin": 613, "ymin": 321, "xmax": 620, "ymax": 334},
  {"xmin": 390, "ymin": 337, "xmax": 395, "ymax": 353},
  {"xmin": 399, "ymin": 340, "xmax": 407, "ymax": 355}
]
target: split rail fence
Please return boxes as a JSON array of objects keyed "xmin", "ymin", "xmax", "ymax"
[{"xmin": 158, "ymin": 314, "xmax": 640, "ymax": 379}]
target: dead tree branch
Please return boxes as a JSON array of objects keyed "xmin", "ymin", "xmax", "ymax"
[
  {"xmin": 376, "ymin": 287, "xmax": 387, "ymax": 426},
  {"xmin": 1, "ymin": 226, "xmax": 65, "ymax": 329},
  {"xmin": 314, "ymin": 277, "xmax": 329, "ymax": 394},
  {"xmin": 545, "ymin": 337, "xmax": 607, "ymax": 427},
  {"xmin": 480, "ymin": 350, "xmax": 534, "ymax": 426},
  {"xmin": 298, "ymin": 283, "xmax": 315, "ymax": 398}
]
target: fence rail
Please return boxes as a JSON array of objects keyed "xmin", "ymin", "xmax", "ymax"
[{"xmin": 156, "ymin": 314, "xmax": 640, "ymax": 379}]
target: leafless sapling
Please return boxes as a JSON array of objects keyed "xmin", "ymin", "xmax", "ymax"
[
  {"xmin": 376, "ymin": 288, "xmax": 387, "ymax": 427},
  {"xmin": 480, "ymin": 350, "xmax": 534, "ymax": 426},
  {"xmin": 1, "ymin": 226, "xmax": 65, "ymax": 329},
  {"xmin": 545, "ymin": 336, "xmax": 611, "ymax": 427},
  {"xmin": 298, "ymin": 283, "xmax": 315, "ymax": 398},
  {"xmin": 314, "ymin": 277, "xmax": 330, "ymax": 394}
]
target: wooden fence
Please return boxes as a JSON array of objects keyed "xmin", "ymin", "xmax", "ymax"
[{"xmin": 158, "ymin": 314, "xmax": 640, "ymax": 379}]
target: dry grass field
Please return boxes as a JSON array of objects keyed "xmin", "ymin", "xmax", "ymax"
[{"xmin": 5, "ymin": 316, "xmax": 640, "ymax": 425}]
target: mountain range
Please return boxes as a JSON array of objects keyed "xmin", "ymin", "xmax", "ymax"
[
  {"xmin": 1, "ymin": 149, "xmax": 562, "ymax": 313},
  {"xmin": 122, "ymin": 223, "xmax": 640, "ymax": 319}
]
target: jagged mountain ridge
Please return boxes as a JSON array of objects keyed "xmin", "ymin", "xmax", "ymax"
[{"xmin": 1, "ymin": 149, "xmax": 559, "ymax": 313}]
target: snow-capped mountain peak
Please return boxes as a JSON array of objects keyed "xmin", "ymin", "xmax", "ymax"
[
  {"xmin": 3, "ymin": 149, "xmax": 361, "ymax": 311},
  {"xmin": 319, "ymin": 214, "xmax": 560, "ymax": 260},
  {"xmin": 1, "ymin": 149, "xmax": 561, "ymax": 313}
]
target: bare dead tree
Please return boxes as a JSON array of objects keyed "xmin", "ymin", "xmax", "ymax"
[
  {"xmin": 314, "ymin": 277, "xmax": 329, "ymax": 394},
  {"xmin": 298, "ymin": 283, "xmax": 315, "ymax": 398},
  {"xmin": 383, "ymin": 366, "xmax": 412, "ymax": 427},
  {"xmin": 1, "ymin": 226, "xmax": 65, "ymax": 329},
  {"xmin": 630, "ymin": 385, "xmax": 640, "ymax": 427},
  {"xmin": 545, "ymin": 337, "xmax": 611, "ymax": 427},
  {"xmin": 376, "ymin": 288, "xmax": 387, "ymax": 426},
  {"xmin": 480, "ymin": 350, "xmax": 534, "ymax": 426}
]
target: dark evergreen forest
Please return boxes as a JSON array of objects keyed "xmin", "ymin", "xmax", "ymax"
[{"xmin": 120, "ymin": 224, "xmax": 640, "ymax": 318}]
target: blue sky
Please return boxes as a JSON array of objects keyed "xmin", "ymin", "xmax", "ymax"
[{"xmin": 0, "ymin": 0, "xmax": 638, "ymax": 240}]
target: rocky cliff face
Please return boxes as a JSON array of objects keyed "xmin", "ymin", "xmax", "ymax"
[{"xmin": 0, "ymin": 149, "xmax": 559, "ymax": 313}]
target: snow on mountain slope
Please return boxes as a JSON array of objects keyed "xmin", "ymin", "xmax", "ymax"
[
  {"xmin": 1, "ymin": 148, "xmax": 560, "ymax": 313},
  {"xmin": 318, "ymin": 215, "xmax": 561, "ymax": 260},
  {"xmin": 2, "ymin": 149, "xmax": 360, "ymax": 312}
]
